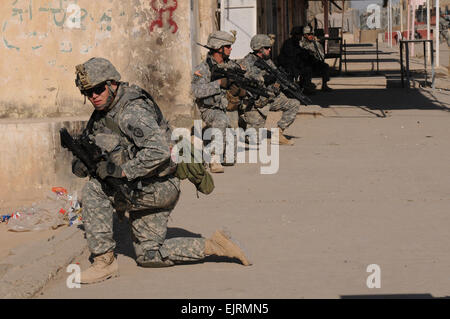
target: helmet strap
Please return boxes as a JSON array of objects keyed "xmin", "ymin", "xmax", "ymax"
[
  {"xmin": 210, "ymin": 49, "xmax": 226, "ymax": 64},
  {"xmin": 220, "ymin": 47, "xmax": 230, "ymax": 62},
  {"xmin": 101, "ymin": 81, "xmax": 118, "ymax": 111}
]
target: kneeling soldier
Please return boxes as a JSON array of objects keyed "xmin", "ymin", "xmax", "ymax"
[{"xmin": 70, "ymin": 57, "xmax": 252, "ymax": 284}]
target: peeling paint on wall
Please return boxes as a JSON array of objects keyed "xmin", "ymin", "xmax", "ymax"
[
  {"xmin": 2, "ymin": 0, "xmax": 113, "ymax": 53},
  {"xmin": 2, "ymin": 0, "xmax": 112, "ymax": 53}
]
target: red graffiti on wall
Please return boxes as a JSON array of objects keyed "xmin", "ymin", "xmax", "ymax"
[{"xmin": 150, "ymin": 0, "xmax": 178, "ymax": 34}]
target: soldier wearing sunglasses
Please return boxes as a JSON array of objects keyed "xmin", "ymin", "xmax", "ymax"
[
  {"xmin": 71, "ymin": 57, "xmax": 251, "ymax": 284},
  {"xmin": 238, "ymin": 34, "xmax": 300, "ymax": 145},
  {"xmin": 192, "ymin": 30, "xmax": 247, "ymax": 173}
]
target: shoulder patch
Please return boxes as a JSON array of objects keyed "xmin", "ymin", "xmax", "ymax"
[{"xmin": 134, "ymin": 128, "xmax": 144, "ymax": 138}]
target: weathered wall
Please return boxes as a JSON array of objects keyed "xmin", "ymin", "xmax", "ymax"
[
  {"xmin": 0, "ymin": 118, "xmax": 88, "ymax": 205},
  {"xmin": 0, "ymin": 1, "xmax": 219, "ymax": 204},
  {"xmin": 0, "ymin": 0, "xmax": 208, "ymax": 125}
]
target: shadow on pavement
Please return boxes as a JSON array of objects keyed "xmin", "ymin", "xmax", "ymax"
[
  {"xmin": 311, "ymin": 88, "xmax": 450, "ymax": 112},
  {"xmin": 111, "ymin": 217, "xmax": 239, "ymax": 265},
  {"xmin": 112, "ymin": 214, "xmax": 204, "ymax": 260}
]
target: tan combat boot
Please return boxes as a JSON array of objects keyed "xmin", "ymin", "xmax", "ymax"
[
  {"xmin": 78, "ymin": 251, "xmax": 119, "ymax": 284},
  {"xmin": 209, "ymin": 155, "xmax": 224, "ymax": 173},
  {"xmin": 209, "ymin": 162, "xmax": 224, "ymax": 173},
  {"xmin": 205, "ymin": 230, "xmax": 252, "ymax": 266},
  {"xmin": 273, "ymin": 128, "xmax": 293, "ymax": 146}
]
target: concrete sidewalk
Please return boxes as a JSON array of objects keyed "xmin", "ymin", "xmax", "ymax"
[{"xmin": 0, "ymin": 225, "xmax": 86, "ymax": 298}]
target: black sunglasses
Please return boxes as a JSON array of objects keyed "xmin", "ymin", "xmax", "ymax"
[
  {"xmin": 82, "ymin": 83, "xmax": 107, "ymax": 97},
  {"xmin": 263, "ymin": 46, "xmax": 272, "ymax": 50},
  {"xmin": 223, "ymin": 45, "xmax": 232, "ymax": 49}
]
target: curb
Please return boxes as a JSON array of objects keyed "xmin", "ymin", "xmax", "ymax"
[
  {"xmin": 297, "ymin": 111, "xmax": 324, "ymax": 117},
  {"xmin": 0, "ymin": 225, "xmax": 87, "ymax": 299}
]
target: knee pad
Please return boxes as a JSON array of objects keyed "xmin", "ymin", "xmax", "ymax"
[{"xmin": 137, "ymin": 249, "xmax": 174, "ymax": 268}]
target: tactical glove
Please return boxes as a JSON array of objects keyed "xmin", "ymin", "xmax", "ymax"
[
  {"xmin": 238, "ymin": 88, "xmax": 247, "ymax": 97},
  {"xmin": 272, "ymin": 82, "xmax": 281, "ymax": 95},
  {"xmin": 96, "ymin": 161, "xmax": 124, "ymax": 179},
  {"xmin": 228, "ymin": 84, "xmax": 247, "ymax": 98},
  {"xmin": 226, "ymin": 90, "xmax": 241, "ymax": 111},
  {"xmin": 219, "ymin": 77, "xmax": 233, "ymax": 89},
  {"xmin": 72, "ymin": 158, "xmax": 88, "ymax": 178},
  {"xmin": 228, "ymin": 83, "xmax": 240, "ymax": 96}
]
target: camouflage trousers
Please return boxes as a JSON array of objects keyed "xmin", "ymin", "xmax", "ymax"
[
  {"xmin": 81, "ymin": 177, "xmax": 206, "ymax": 267},
  {"xmin": 241, "ymin": 92, "xmax": 300, "ymax": 131},
  {"xmin": 200, "ymin": 107, "xmax": 236, "ymax": 163}
]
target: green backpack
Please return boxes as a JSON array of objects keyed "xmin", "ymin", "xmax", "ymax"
[{"xmin": 174, "ymin": 141, "xmax": 215, "ymax": 195}]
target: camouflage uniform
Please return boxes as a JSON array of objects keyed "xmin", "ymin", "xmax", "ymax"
[
  {"xmin": 299, "ymin": 35, "xmax": 330, "ymax": 86},
  {"xmin": 239, "ymin": 52, "xmax": 300, "ymax": 131},
  {"xmin": 192, "ymin": 31, "xmax": 241, "ymax": 163},
  {"xmin": 192, "ymin": 54, "xmax": 240, "ymax": 138},
  {"xmin": 75, "ymin": 59, "xmax": 206, "ymax": 267},
  {"xmin": 440, "ymin": 16, "xmax": 450, "ymax": 46}
]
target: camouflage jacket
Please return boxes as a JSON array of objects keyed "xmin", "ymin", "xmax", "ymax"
[
  {"xmin": 191, "ymin": 54, "xmax": 242, "ymax": 112},
  {"xmin": 84, "ymin": 82, "xmax": 174, "ymax": 181},
  {"xmin": 300, "ymin": 38, "xmax": 325, "ymax": 61},
  {"xmin": 239, "ymin": 53, "xmax": 278, "ymax": 107}
]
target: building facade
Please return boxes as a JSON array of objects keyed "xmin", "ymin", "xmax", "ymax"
[{"xmin": 0, "ymin": 0, "xmax": 217, "ymax": 124}]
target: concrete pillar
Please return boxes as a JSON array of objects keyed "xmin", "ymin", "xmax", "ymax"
[{"xmin": 198, "ymin": 0, "xmax": 218, "ymax": 61}]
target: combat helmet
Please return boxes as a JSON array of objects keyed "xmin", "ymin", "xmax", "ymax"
[
  {"xmin": 250, "ymin": 34, "xmax": 273, "ymax": 51},
  {"xmin": 291, "ymin": 26, "xmax": 304, "ymax": 36},
  {"xmin": 207, "ymin": 30, "xmax": 236, "ymax": 49},
  {"xmin": 75, "ymin": 57, "xmax": 121, "ymax": 91},
  {"xmin": 303, "ymin": 25, "xmax": 313, "ymax": 34}
]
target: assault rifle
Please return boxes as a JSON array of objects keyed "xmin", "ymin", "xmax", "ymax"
[
  {"xmin": 210, "ymin": 65, "xmax": 270, "ymax": 99},
  {"xmin": 196, "ymin": 42, "xmax": 270, "ymax": 99},
  {"xmin": 59, "ymin": 128, "xmax": 134, "ymax": 214},
  {"xmin": 253, "ymin": 58, "xmax": 312, "ymax": 106}
]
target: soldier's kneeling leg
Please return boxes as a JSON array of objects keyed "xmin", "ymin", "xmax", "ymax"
[
  {"xmin": 130, "ymin": 210, "xmax": 175, "ymax": 268},
  {"xmin": 136, "ymin": 248, "xmax": 175, "ymax": 268}
]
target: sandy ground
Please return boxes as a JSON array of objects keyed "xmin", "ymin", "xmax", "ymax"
[{"xmin": 35, "ymin": 76, "xmax": 450, "ymax": 298}]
